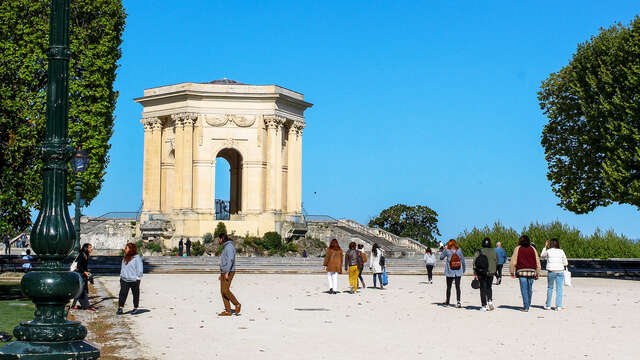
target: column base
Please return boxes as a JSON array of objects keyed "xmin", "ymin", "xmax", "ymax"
[{"xmin": 0, "ymin": 340, "xmax": 100, "ymax": 360}]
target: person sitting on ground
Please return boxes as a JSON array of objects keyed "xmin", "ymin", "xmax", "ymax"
[
  {"xmin": 369, "ymin": 243, "xmax": 385, "ymax": 289},
  {"xmin": 117, "ymin": 242, "xmax": 144, "ymax": 315},
  {"xmin": 541, "ymin": 238, "xmax": 568, "ymax": 311},
  {"xmin": 423, "ymin": 248, "xmax": 436, "ymax": 284},
  {"xmin": 356, "ymin": 244, "xmax": 367, "ymax": 289},
  {"xmin": 494, "ymin": 242, "xmax": 507, "ymax": 285},
  {"xmin": 323, "ymin": 239, "xmax": 343, "ymax": 294},
  {"xmin": 344, "ymin": 242, "xmax": 360, "ymax": 294},
  {"xmin": 510, "ymin": 235, "xmax": 541, "ymax": 312},
  {"xmin": 440, "ymin": 239, "xmax": 466, "ymax": 308},
  {"xmin": 473, "ymin": 237, "xmax": 498, "ymax": 311},
  {"xmin": 21, "ymin": 249, "xmax": 33, "ymax": 272}
]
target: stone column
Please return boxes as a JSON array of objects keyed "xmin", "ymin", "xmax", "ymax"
[
  {"xmin": 149, "ymin": 118, "xmax": 162, "ymax": 212},
  {"xmin": 194, "ymin": 160, "xmax": 213, "ymax": 212},
  {"xmin": 264, "ymin": 115, "xmax": 284, "ymax": 211},
  {"xmin": 141, "ymin": 118, "xmax": 153, "ymax": 211},
  {"xmin": 286, "ymin": 124, "xmax": 297, "ymax": 213},
  {"xmin": 294, "ymin": 121, "xmax": 305, "ymax": 213},
  {"xmin": 181, "ymin": 113, "xmax": 197, "ymax": 210},
  {"xmin": 171, "ymin": 114, "xmax": 184, "ymax": 210}
]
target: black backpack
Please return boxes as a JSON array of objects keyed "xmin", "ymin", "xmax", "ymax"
[
  {"xmin": 475, "ymin": 250, "xmax": 489, "ymax": 275},
  {"xmin": 379, "ymin": 255, "xmax": 385, "ymax": 268}
]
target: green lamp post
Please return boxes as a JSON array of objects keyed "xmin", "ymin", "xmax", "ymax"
[
  {"xmin": 0, "ymin": 0, "xmax": 100, "ymax": 358},
  {"xmin": 71, "ymin": 146, "xmax": 90, "ymax": 258}
]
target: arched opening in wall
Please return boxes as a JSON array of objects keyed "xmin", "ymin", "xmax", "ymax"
[{"xmin": 215, "ymin": 148, "xmax": 243, "ymax": 219}]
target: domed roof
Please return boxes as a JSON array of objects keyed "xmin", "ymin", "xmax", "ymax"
[{"xmin": 207, "ymin": 78, "xmax": 245, "ymax": 85}]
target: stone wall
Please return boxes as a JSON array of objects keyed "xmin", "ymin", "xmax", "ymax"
[
  {"xmin": 305, "ymin": 222, "xmax": 372, "ymax": 252},
  {"xmin": 80, "ymin": 217, "xmax": 137, "ymax": 252}
]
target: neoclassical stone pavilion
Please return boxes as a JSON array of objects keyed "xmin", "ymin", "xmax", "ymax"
[{"xmin": 135, "ymin": 79, "xmax": 312, "ymax": 240}]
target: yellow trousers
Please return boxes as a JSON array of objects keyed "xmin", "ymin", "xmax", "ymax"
[{"xmin": 348, "ymin": 265, "xmax": 359, "ymax": 292}]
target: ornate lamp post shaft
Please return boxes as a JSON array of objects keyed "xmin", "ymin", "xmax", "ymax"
[{"xmin": 0, "ymin": 0, "xmax": 100, "ymax": 358}]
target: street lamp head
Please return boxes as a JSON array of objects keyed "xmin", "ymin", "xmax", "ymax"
[{"xmin": 71, "ymin": 146, "xmax": 89, "ymax": 174}]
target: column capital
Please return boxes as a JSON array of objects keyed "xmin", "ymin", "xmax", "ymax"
[
  {"xmin": 141, "ymin": 117, "xmax": 161, "ymax": 131},
  {"xmin": 264, "ymin": 115, "xmax": 286, "ymax": 129},
  {"xmin": 171, "ymin": 112, "xmax": 198, "ymax": 127},
  {"xmin": 293, "ymin": 121, "xmax": 306, "ymax": 136}
]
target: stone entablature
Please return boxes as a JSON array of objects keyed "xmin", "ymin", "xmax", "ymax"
[{"xmin": 135, "ymin": 80, "xmax": 312, "ymax": 239}]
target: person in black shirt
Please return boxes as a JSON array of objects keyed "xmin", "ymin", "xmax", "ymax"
[
  {"xmin": 71, "ymin": 243, "xmax": 95, "ymax": 311},
  {"xmin": 185, "ymin": 238, "xmax": 192, "ymax": 256},
  {"xmin": 178, "ymin": 238, "xmax": 184, "ymax": 257}
]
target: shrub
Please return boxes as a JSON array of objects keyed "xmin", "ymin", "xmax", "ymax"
[
  {"xmin": 191, "ymin": 241, "xmax": 205, "ymax": 256},
  {"xmin": 214, "ymin": 222, "xmax": 227, "ymax": 239},
  {"xmin": 203, "ymin": 232, "xmax": 214, "ymax": 244},
  {"xmin": 168, "ymin": 247, "xmax": 179, "ymax": 256},
  {"xmin": 145, "ymin": 241, "xmax": 162, "ymax": 253},
  {"xmin": 263, "ymin": 232, "xmax": 282, "ymax": 250}
]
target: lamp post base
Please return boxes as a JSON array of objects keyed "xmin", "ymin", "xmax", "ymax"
[{"xmin": 0, "ymin": 340, "xmax": 100, "ymax": 359}]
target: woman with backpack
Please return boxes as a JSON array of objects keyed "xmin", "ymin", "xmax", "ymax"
[
  {"xmin": 473, "ymin": 237, "xmax": 498, "ymax": 311},
  {"xmin": 117, "ymin": 242, "xmax": 144, "ymax": 315},
  {"xmin": 509, "ymin": 235, "xmax": 541, "ymax": 312},
  {"xmin": 323, "ymin": 239, "xmax": 343, "ymax": 294},
  {"xmin": 369, "ymin": 243, "xmax": 384, "ymax": 289},
  {"xmin": 344, "ymin": 242, "xmax": 361, "ymax": 293},
  {"xmin": 440, "ymin": 239, "xmax": 466, "ymax": 308},
  {"xmin": 541, "ymin": 238, "xmax": 568, "ymax": 310},
  {"xmin": 423, "ymin": 248, "xmax": 436, "ymax": 284}
]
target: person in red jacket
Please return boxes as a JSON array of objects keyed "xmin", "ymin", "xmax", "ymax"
[{"xmin": 509, "ymin": 235, "xmax": 541, "ymax": 312}]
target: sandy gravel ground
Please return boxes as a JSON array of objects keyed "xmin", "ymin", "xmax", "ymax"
[{"xmin": 100, "ymin": 274, "xmax": 640, "ymax": 360}]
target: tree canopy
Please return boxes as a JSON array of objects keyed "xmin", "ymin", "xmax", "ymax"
[
  {"xmin": 368, "ymin": 204, "xmax": 441, "ymax": 246},
  {"xmin": 538, "ymin": 16, "xmax": 640, "ymax": 214},
  {"xmin": 0, "ymin": 0, "xmax": 126, "ymax": 234}
]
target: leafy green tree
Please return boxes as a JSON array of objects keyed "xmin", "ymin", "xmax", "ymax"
[
  {"xmin": 214, "ymin": 222, "xmax": 227, "ymax": 238},
  {"xmin": 368, "ymin": 204, "xmax": 441, "ymax": 246},
  {"xmin": 538, "ymin": 16, "xmax": 640, "ymax": 213},
  {"xmin": 0, "ymin": 0, "xmax": 126, "ymax": 234}
]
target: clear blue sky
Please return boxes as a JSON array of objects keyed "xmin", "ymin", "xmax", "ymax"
[{"xmin": 80, "ymin": 0, "xmax": 640, "ymax": 240}]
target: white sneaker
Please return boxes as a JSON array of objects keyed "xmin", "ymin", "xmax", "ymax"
[
  {"xmin": 480, "ymin": 306, "xmax": 487, "ymax": 312},
  {"xmin": 488, "ymin": 302, "xmax": 495, "ymax": 311},
  {"xmin": 544, "ymin": 306, "xmax": 552, "ymax": 310},
  {"xmin": 555, "ymin": 307, "xmax": 563, "ymax": 311}
]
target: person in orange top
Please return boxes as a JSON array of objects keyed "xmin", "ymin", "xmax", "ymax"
[{"xmin": 323, "ymin": 239, "xmax": 343, "ymax": 294}]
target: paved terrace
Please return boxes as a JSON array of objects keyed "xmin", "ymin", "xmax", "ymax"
[{"xmin": 97, "ymin": 274, "xmax": 640, "ymax": 360}]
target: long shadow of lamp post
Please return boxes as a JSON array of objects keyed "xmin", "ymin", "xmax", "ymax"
[{"xmin": 0, "ymin": 0, "xmax": 100, "ymax": 358}]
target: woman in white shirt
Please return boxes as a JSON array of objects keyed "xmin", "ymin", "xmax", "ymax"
[
  {"xmin": 423, "ymin": 248, "xmax": 436, "ymax": 283},
  {"xmin": 369, "ymin": 243, "xmax": 384, "ymax": 289},
  {"xmin": 540, "ymin": 238, "xmax": 568, "ymax": 310}
]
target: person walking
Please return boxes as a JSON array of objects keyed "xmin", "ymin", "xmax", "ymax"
[
  {"xmin": 473, "ymin": 237, "xmax": 498, "ymax": 311},
  {"xmin": 323, "ymin": 239, "xmax": 343, "ymax": 294},
  {"xmin": 357, "ymin": 244, "xmax": 367, "ymax": 289},
  {"xmin": 185, "ymin": 238, "xmax": 192, "ymax": 256},
  {"xmin": 218, "ymin": 233, "xmax": 241, "ymax": 316},
  {"xmin": 423, "ymin": 248, "xmax": 436, "ymax": 284},
  {"xmin": 494, "ymin": 242, "xmax": 507, "ymax": 285},
  {"xmin": 71, "ymin": 243, "xmax": 95, "ymax": 311},
  {"xmin": 3, "ymin": 234, "xmax": 10, "ymax": 255},
  {"xmin": 344, "ymin": 242, "xmax": 361, "ymax": 294},
  {"xmin": 369, "ymin": 243, "xmax": 385, "ymax": 289},
  {"xmin": 178, "ymin": 238, "xmax": 184, "ymax": 257},
  {"xmin": 21, "ymin": 249, "xmax": 33, "ymax": 272},
  {"xmin": 440, "ymin": 239, "xmax": 466, "ymax": 308},
  {"xmin": 510, "ymin": 235, "xmax": 541, "ymax": 312},
  {"xmin": 541, "ymin": 238, "xmax": 569, "ymax": 310},
  {"xmin": 117, "ymin": 242, "xmax": 144, "ymax": 315}
]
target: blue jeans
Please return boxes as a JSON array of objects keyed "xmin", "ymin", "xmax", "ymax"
[
  {"xmin": 546, "ymin": 272, "xmax": 564, "ymax": 307},
  {"xmin": 372, "ymin": 273, "xmax": 383, "ymax": 288},
  {"xmin": 518, "ymin": 277, "xmax": 534, "ymax": 309}
]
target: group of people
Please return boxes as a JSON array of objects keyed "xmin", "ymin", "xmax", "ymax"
[
  {"xmin": 435, "ymin": 236, "xmax": 568, "ymax": 312},
  {"xmin": 322, "ymin": 239, "xmax": 386, "ymax": 294},
  {"xmin": 71, "ymin": 232, "xmax": 242, "ymax": 317},
  {"xmin": 2, "ymin": 233, "xmax": 29, "ymax": 255},
  {"xmin": 178, "ymin": 237, "xmax": 192, "ymax": 256}
]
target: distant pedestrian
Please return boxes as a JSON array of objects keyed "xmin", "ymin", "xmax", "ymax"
[
  {"xmin": 369, "ymin": 243, "xmax": 385, "ymax": 289},
  {"xmin": 494, "ymin": 242, "xmax": 507, "ymax": 285},
  {"xmin": 356, "ymin": 244, "xmax": 367, "ymax": 289},
  {"xmin": 185, "ymin": 238, "xmax": 192, "ymax": 256},
  {"xmin": 510, "ymin": 235, "xmax": 541, "ymax": 312},
  {"xmin": 423, "ymin": 248, "xmax": 436, "ymax": 284},
  {"xmin": 218, "ymin": 233, "xmax": 241, "ymax": 316},
  {"xmin": 22, "ymin": 249, "xmax": 33, "ymax": 272},
  {"xmin": 440, "ymin": 239, "xmax": 466, "ymax": 308},
  {"xmin": 178, "ymin": 238, "xmax": 184, "ymax": 257},
  {"xmin": 323, "ymin": 239, "xmax": 343, "ymax": 294},
  {"xmin": 3, "ymin": 234, "xmax": 10, "ymax": 255},
  {"xmin": 473, "ymin": 237, "xmax": 498, "ymax": 311},
  {"xmin": 117, "ymin": 242, "xmax": 144, "ymax": 315},
  {"xmin": 302, "ymin": 249, "xmax": 308, "ymax": 258},
  {"xmin": 71, "ymin": 243, "xmax": 96, "ymax": 311},
  {"xmin": 541, "ymin": 238, "xmax": 568, "ymax": 310},
  {"xmin": 344, "ymin": 242, "xmax": 360, "ymax": 294}
]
